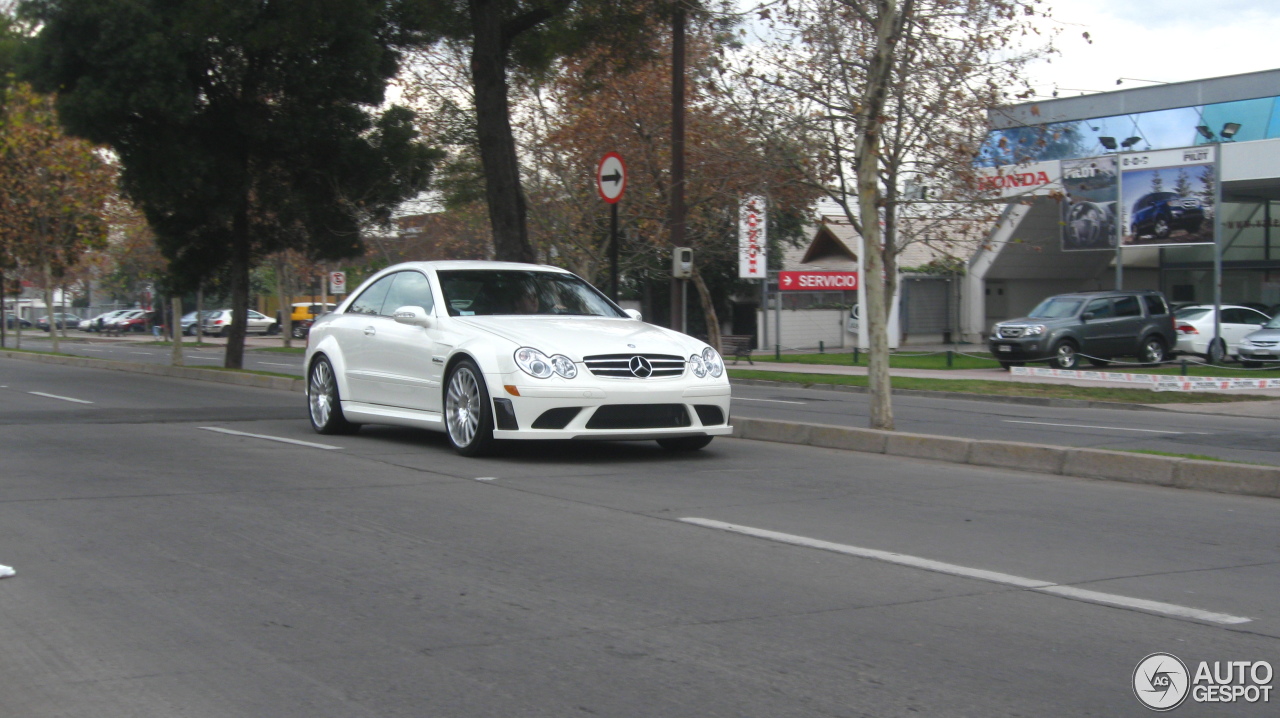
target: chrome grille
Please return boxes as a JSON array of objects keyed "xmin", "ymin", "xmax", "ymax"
[
  {"xmin": 1250, "ymin": 340, "xmax": 1278, "ymax": 348},
  {"xmin": 583, "ymin": 353, "xmax": 686, "ymax": 378},
  {"xmin": 997, "ymin": 326, "xmax": 1025, "ymax": 339}
]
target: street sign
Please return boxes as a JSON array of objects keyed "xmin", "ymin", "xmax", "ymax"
[
  {"xmin": 738, "ymin": 195, "xmax": 767, "ymax": 279},
  {"xmin": 596, "ymin": 152, "xmax": 627, "ymax": 204},
  {"xmin": 329, "ymin": 271, "xmax": 347, "ymax": 295},
  {"xmin": 778, "ymin": 271, "xmax": 858, "ymax": 291}
]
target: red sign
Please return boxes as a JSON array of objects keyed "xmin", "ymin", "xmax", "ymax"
[
  {"xmin": 778, "ymin": 271, "xmax": 859, "ymax": 291},
  {"xmin": 596, "ymin": 152, "xmax": 626, "ymax": 204}
]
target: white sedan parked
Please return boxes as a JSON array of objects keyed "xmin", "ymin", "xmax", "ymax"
[
  {"xmin": 304, "ymin": 261, "xmax": 732, "ymax": 456},
  {"xmin": 1173, "ymin": 304, "xmax": 1271, "ymax": 362}
]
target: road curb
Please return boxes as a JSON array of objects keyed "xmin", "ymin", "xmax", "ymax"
[
  {"xmin": 0, "ymin": 350, "xmax": 306, "ymax": 393},
  {"xmin": 730, "ymin": 416, "xmax": 1280, "ymax": 499}
]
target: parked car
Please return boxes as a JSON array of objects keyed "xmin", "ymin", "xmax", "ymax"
[
  {"xmin": 989, "ymin": 290, "xmax": 1176, "ymax": 370},
  {"xmin": 288, "ymin": 302, "xmax": 336, "ymax": 339},
  {"xmin": 80, "ymin": 309, "xmax": 133, "ymax": 331},
  {"xmin": 36, "ymin": 312, "xmax": 81, "ymax": 331},
  {"xmin": 1238, "ymin": 314, "xmax": 1280, "ymax": 367},
  {"xmin": 201, "ymin": 309, "xmax": 279, "ymax": 336},
  {"xmin": 116, "ymin": 310, "xmax": 158, "ymax": 333},
  {"xmin": 1130, "ymin": 191, "xmax": 1204, "ymax": 240},
  {"xmin": 1173, "ymin": 304, "xmax": 1271, "ymax": 363},
  {"xmin": 180, "ymin": 310, "xmax": 215, "ymax": 335},
  {"xmin": 104, "ymin": 309, "xmax": 147, "ymax": 332},
  {"xmin": 4, "ymin": 311, "xmax": 32, "ymax": 330},
  {"xmin": 304, "ymin": 261, "xmax": 732, "ymax": 456}
]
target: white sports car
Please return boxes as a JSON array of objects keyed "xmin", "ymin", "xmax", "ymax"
[{"xmin": 304, "ymin": 261, "xmax": 733, "ymax": 456}]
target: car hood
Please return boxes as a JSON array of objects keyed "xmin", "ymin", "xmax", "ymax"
[
  {"xmin": 1244, "ymin": 327, "xmax": 1280, "ymax": 341},
  {"xmin": 452, "ymin": 316, "xmax": 705, "ymax": 360},
  {"xmin": 997, "ymin": 316, "xmax": 1079, "ymax": 327}
]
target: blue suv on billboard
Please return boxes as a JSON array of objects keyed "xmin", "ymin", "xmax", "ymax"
[{"xmin": 1130, "ymin": 192, "xmax": 1204, "ymax": 239}]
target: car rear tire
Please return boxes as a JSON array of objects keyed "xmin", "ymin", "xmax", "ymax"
[
  {"xmin": 308, "ymin": 356, "xmax": 359, "ymax": 435},
  {"xmin": 1207, "ymin": 339, "xmax": 1226, "ymax": 365},
  {"xmin": 267, "ymin": 323, "xmax": 280, "ymax": 335},
  {"xmin": 444, "ymin": 359, "xmax": 495, "ymax": 457},
  {"xmin": 1051, "ymin": 341, "xmax": 1079, "ymax": 370},
  {"xmin": 1140, "ymin": 337, "xmax": 1166, "ymax": 366},
  {"xmin": 657, "ymin": 436, "xmax": 714, "ymax": 452}
]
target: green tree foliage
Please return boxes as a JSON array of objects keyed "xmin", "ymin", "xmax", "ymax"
[
  {"xmin": 410, "ymin": 0, "xmax": 707, "ymax": 264},
  {"xmin": 19, "ymin": 0, "xmax": 442, "ymax": 367}
]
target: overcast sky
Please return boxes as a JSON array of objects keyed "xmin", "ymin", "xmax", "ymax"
[{"xmin": 1027, "ymin": 0, "xmax": 1280, "ymax": 98}]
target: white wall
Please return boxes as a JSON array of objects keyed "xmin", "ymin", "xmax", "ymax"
[{"xmin": 757, "ymin": 309, "xmax": 847, "ymax": 351}]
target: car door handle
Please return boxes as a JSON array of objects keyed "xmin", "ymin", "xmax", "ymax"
[{"xmin": 364, "ymin": 327, "xmax": 376, "ymax": 337}]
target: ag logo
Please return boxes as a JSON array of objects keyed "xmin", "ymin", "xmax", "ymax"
[{"xmin": 1134, "ymin": 653, "xmax": 1190, "ymax": 711}]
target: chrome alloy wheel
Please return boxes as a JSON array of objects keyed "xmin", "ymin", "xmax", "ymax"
[
  {"xmin": 446, "ymin": 365, "xmax": 482, "ymax": 447},
  {"xmin": 309, "ymin": 359, "xmax": 335, "ymax": 429}
]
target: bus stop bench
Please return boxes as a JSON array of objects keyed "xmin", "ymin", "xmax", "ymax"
[{"xmin": 721, "ymin": 334, "xmax": 754, "ymax": 365}]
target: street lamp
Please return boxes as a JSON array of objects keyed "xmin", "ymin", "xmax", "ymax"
[
  {"xmin": 1120, "ymin": 136, "xmax": 1142, "ymax": 149},
  {"xmin": 1197, "ymin": 122, "xmax": 1241, "ymax": 142},
  {"xmin": 1098, "ymin": 136, "xmax": 1118, "ymax": 150}
]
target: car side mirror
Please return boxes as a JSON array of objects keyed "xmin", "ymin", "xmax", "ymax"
[
  {"xmin": 392, "ymin": 306, "xmax": 432, "ymax": 328},
  {"xmin": 624, "ymin": 308, "xmax": 643, "ymax": 321},
  {"xmin": 1082, "ymin": 312, "xmax": 1095, "ymax": 321}
]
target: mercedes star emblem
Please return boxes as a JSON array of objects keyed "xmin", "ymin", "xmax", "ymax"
[{"xmin": 628, "ymin": 355, "xmax": 653, "ymax": 378}]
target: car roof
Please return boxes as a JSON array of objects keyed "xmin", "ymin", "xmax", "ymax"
[
  {"xmin": 389, "ymin": 260, "xmax": 572, "ymax": 274},
  {"xmin": 1046, "ymin": 290, "xmax": 1161, "ymax": 299}
]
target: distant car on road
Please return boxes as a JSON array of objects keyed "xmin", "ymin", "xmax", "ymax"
[
  {"xmin": 201, "ymin": 309, "xmax": 279, "ymax": 337},
  {"xmin": 1130, "ymin": 191, "xmax": 1204, "ymax": 240},
  {"xmin": 1174, "ymin": 304, "xmax": 1271, "ymax": 363},
  {"xmin": 288, "ymin": 302, "xmax": 336, "ymax": 339}
]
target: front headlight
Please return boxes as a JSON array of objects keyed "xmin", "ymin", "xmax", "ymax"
[
  {"xmin": 1024, "ymin": 324, "xmax": 1047, "ymax": 336},
  {"xmin": 689, "ymin": 353, "xmax": 708, "ymax": 378},
  {"xmin": 515, "ymin": 347, "xmax": 577, "ymax": 379},
  {"xmin": 703, "ymin": 346, "xmax": 724, "ymax": 377}
]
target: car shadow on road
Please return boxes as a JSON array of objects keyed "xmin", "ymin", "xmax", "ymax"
[{"xmin": 352, "ymin": 425, "xmax": 725, "ymax": 465}]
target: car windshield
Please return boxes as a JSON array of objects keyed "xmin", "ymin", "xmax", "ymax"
[
  {"xmin": 1175, "ymin": 307, "xmax": 1211, "ymax": 321},
  {"xmin": 1265, "ymin": 315, "xmax": 1280, "ymax": 329},
  {"xmin": 1027, "ymin": 297, "xmax": 1083, "ymax": 319},
  {"xmin": 438, "ymin": 270, "xmax": 624, "ymax": 318}
]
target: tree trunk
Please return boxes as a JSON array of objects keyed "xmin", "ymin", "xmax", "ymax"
[
  {"xmin": 690, "ymin": 266, "xmax": 721, "ymax": 352},
  {"xmin": 226, "ymin": 209, "xmax": 250, "ymax": 369},
  {"xmin": 171, "ymin": 295, "xmax": 184, "ymax": 366},
  {"xmin": 0, "ymin": 269, "xmax": 6, "ymax": 349},
  {"xmin": 470, "ymin": 0, "xmax": 537, "ymax": 264},
  {"xmin": 277, "ymin": 256, "xmax": 293, "ymax": 349},
  {"xmin": 859, "ymin": 0, "xmax": 908, "ymax": 432},
  {"xmin": 44, "ymin": 259, "xmax": 58, "ymax": 354}
]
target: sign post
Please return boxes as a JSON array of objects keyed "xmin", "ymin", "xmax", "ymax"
[{"xmin": 597, "ymin": 152, "xmax": 627, "ymax": 302}]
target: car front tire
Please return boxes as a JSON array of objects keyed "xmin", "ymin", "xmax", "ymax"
[
  {"xmin": 444, "ymin": 359, "xmax": 495, "ymax": 457},
  {"xmin": 1154, "ymin": 217, "xmax": 1171, "ymax": 238},
  {"xmin": 308, "ymin": 356, "xmax": 359, "ymax": 435},
  {"xmin": 1051, "ymin": 341, "xmax": 1079, "ymax": 370}
]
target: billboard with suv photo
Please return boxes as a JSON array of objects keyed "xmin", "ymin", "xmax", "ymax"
[{"xmin": 1119, "ymin": 147, "xmax": 1215, "ymax": 247}]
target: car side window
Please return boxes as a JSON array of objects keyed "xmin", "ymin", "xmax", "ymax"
[
  {"xmin": 1244, "ymin": 310, "xmax": 1268, "ymax": 325},
  {"xmin": 381, "ymin": 271, "xmax": 435, "ymax": 316},
  {"xmin": 348, "ymin": 274, "xmax": 396, "ymax": 316},
  {"xmin": 1114, "ymin": 296, "xmax": 1140, "ymax": 317},
  {"xmin": 1085, "ymin": 298, "xmax": 1113, "ymax": 318},
  {"xmin": 1143, "ymin": 295, "xmax": 1168, "ymax": 316},
  {"xmin": 1221, "ymin": 308, "xmax": 1245, "ymax": 324}
]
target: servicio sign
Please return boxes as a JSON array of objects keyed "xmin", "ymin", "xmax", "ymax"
[{"xmin": 778, "ymin": 271, "xmax": 858, "ymax": 291}]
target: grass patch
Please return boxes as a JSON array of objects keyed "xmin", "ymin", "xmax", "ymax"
[
  {"xmin": 196, "ymin": 366, "xmax": 298, "ymax": 380},
  {"xmin": 254, "ymin": 346, "xmax": 307, "ymax": 354},
  {"xmin": 727, "ymin": 368, "xmax": 1271, "ymax": 405},
  {"xmin": 763, "ymin": 350, "xmax": 1280, "ymax": 377},
  {"xmin": 1118, "ymin": 449, "xmax": 1275, "ymax": 467}
]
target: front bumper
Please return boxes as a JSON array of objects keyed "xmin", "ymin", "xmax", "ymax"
[
  {"xmin": 1238, "ymin": 345, "xmax": 1280, "ymax": 362},
  {"xmin": 988, "ymin": 337, "xmax": 1052, "ymax": 361},
  {"xmin": 489, "ymin": 372, "xmax": 732, "ymax": 441}
]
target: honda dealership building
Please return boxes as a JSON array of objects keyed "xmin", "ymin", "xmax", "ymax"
[{"xmin": 962, "ymin": 69, "xmax": 1280, "ymax": 342}]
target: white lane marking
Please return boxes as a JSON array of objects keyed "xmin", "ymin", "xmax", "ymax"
[
  {"xmin": 474, "ymin": 477, "xmax": 497, "ymax": 482},
  {"xmin": 259, "ymin": 362, "xmax": 297, "ymax": 367},
  {"xmin": 82, "ymin": 348, "xmax": 104, "ymax": 352},
  {"xmin": 131, "ymin": 352, "xmax": 154, "ymax": 355},
  {"xmin": 199, "ymin": 426, "xmax": 342, "ymax": 450},
  {"xmin": 680, "ymin": 518, "xmax": 1250, "ymax": 625},
  {"xmin": 0, "ymin": 563, "xmax": 13, "ymax": 578},
  {"xmin": 29, "ymin": 391, "xmax": 94, "ymax": 404},
  {"xmin": 1003, "ymin": 420, "xmax": 1211, "ymax": 435},
  {"xmin": 735, "ymin": 397, "xmax": 808, "ymax": 405}
]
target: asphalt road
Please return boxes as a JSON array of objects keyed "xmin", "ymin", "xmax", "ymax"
[
  {"xmin": 13, "ymin": 336, "xmax": 1280, "ymax": 466},
  {"xmin": 2, "ymin": 358, "xmax": 1278, "ymax": 716}
]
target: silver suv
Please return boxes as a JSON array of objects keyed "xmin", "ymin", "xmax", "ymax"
[{"xmin": 989, "ymin": 290, "xmax": 1176, "ymax": 370}]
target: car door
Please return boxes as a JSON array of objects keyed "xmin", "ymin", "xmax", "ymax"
[
  {"xmin": 246, "ymin": 310, "xmax": 271, "ymax": 334},
  {"xmin": 1079, "ymin": 297, "xmax": 1118, "ymax": 357},
  {"xmin": 1110, "ymin": 295, "xmax": 1145, "ymax": 356},
  {"xmin": 1221, "ymin": 308, "xmax": 1269, "ymax": 355},
  {"xmin": 331, "ymin": 273, "xmax": 397, "ymax": 404},
  {"xmin": 360, "ymin": 270, "xmax": 446, "ymax": 412}
]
